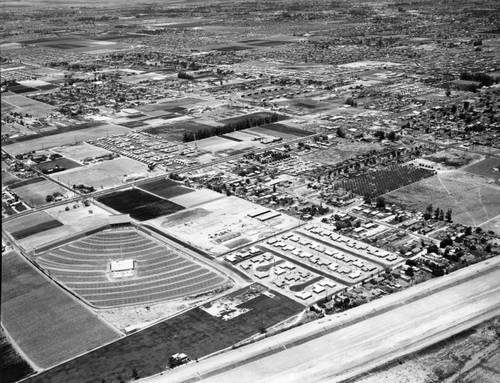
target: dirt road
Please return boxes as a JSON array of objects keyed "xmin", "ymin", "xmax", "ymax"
[{"xmin": 142, "ymin": 257, "xmax": 500, "ymax": 383}]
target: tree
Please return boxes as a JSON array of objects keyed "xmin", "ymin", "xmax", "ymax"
[
  {"xmin": 376, "ymin": 196, "xmax": 386, "ymax": 209},
  {"xmin": 46, "ymin": 194, "xmax": 54, "ymax": 203},
  {"xmin": 434, "ymin": 207, "xmax": 440, "ymax": 220},
  {"xmin": 445, "ymin": 209, "xmax": 452, "ymax": 223},
  {"xmin": 387, "ymin": 131, "xmax": 397, "ymax": 141},
  {"xmin": 427, "ymin": 244, "xmax": 439, "ymax": 254},
  {"xmin": 132, "ymin": 368, "xmax": 140, "ymax": 380},
  {"xmin": 405, "ymin": 267, "xmax": 414, "ymax": 277},
  {"xmin": 438, "ymin": 209, "xmax": 444, "ymax": 221}
]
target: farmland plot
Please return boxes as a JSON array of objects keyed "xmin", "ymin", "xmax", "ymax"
[{"xmin": 1, "ymin": 251, "xmax": 121, "ymax": 370}]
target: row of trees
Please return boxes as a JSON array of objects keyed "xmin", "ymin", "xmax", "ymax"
[
  {"xmin": 424, "ymin": 204, "xmax": 452, "ymax": 222},
  {"xmin": 182, "ymin": 114, "xmax": 279, "ymax": 142}
]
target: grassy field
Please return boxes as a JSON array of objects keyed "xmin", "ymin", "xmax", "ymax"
[
  {"xmin": 24, "ymin": 284, "xmax": 304, "ymax": 383},
  {"xmin": 0, "ymin": 327, "xmax": 34, "ymax": 383},
  {"xmin": 1, "ymin": 251, "xmax": 121, "ymax": 370},
  {"xmin": 138, "ymin": 178, "xmax": 195, "ymax": 199},
  {"xmin": 385, "ymin": 171, "xmax": 500, "ymax": 229},
  {"xmin": 98, "ymin": 188, "xmax": 185, "ymax": 221}
]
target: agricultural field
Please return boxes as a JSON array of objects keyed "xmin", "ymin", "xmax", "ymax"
[
  {"xmin": 384, "ymin": 171, "xmax": 500, "ymax": 231},
  {"xmin": 248, "ymin": 123, "xmax": 313, "ymax": 139},
  {"xmin": 3, "ymin": 210, "xmax": 63, "ymax": 240},
  {"xmin": 97, "ymin": 188, "xmax": 185, "ymax": 221},
  {"xmin": 8, "ymin": 176, "xmax": 73, "ymax": 207},
  {"xmin": 52, "ymin": 157, "xmax": 163, "ymax": 190},
  {"xmin": 1, "ymin": 251, "xmax": 121, "ymax": 370},
  {"xmin": 51, "ymin": 142, "xmax": 114, "ymax": 162},
  {"xmin": 37, "ymin": 229, "xmax": 229, "ymax": 308},
  {"xmin": 4, "ymin": 203, "xmax": 111, "ymax": 251},
  {"xmin": 24, "ymin": 284, "xmax": 304, "ymax": 383},
  {"xmin": 138, "ymin": 178, "xmax": 195, "ymax": 200},
  {"xmin": 149, "ymin": 196, "xmax": 301, "ymax": 255},
  {"xmin": 337, "ymin": 164, "xmax": 436, "ymax": 198},
  {"xmin": 3, "ymin": 123, "xmax": 129, "ymax": 155},
  {"xmin": 1, "ymin": 170, "xmax": 19, "ymax": 187},
  {"xmin": 0, "ymin": 327, "xmax": 34, "ymax": 383}
]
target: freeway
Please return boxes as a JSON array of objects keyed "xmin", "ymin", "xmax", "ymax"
[{"xmin": 142, "ymin": 256, "xmax": 500, "ymax": 383}]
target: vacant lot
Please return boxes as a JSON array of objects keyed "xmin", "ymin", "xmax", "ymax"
[
  {"xmin": 464, "ymin": 157, "xmax": 500, "ymax": 184},
  {"xmin": 25, "ymin": 284, "xmax": 303, "ymax": 383},
  {"xmin": 53, "ymin": 157, "xmax": 161, "ymax": 190},
  {"xmin": 138, "ymin": 178, "xmax": 195, "ymax": 199},
  {"xmin": 33, "ymin": 157, "xmax": 81, "ymax": 172},
  {"xmin": 0, "ymin": 327, "xmax": 34, "ymax": 383},
  {"xmin": 51, "ymin": 142, "xmax": 113, "ymax": 162},
  {"xmin": 169, "ymin": 188, "xmax": 225, "ymax": 208},
  {"xmin": 385, "ymin": 171, "xmax": 500, "ymax": 228},
  {"xmin": 3, "ymin": 123, "xmax": 129, "ymax": 155},
  {"xmin": 8, "ymin": 177, "xmax": 72, "ymax": 207},
  {"xmin": 1, "ymin": 251, "xmax": 121, "ymax": 370},
  {"xmin": 98, "ymin": 188, "xmax": 184, "ymax": 221}
]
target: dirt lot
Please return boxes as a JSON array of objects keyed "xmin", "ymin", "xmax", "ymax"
[
  {"xmin": 351, "ymin": 317, "xmax": 500, "ymax": 383},
  {"xmin": 1, "ymin": 251, "xmax": 121, "ymax": 370},
  {"xmin": 384, "ymin": 171, "xmax": 500, "ymax": 230},
  {"xmin": 168, "ymin": 189, "xmax": 225, "ymax": 208}
]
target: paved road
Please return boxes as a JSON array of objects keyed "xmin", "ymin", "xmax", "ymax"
[{"xmin": 143, "ymin": 256, "xmax": 500, "ymax": 383}]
